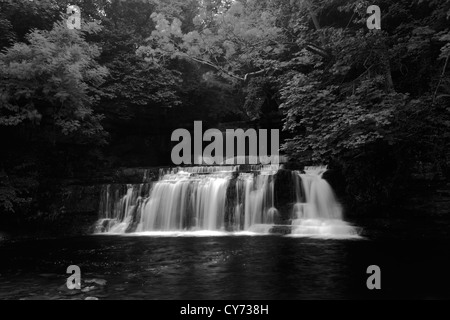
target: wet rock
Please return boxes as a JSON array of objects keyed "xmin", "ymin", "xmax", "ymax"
[
  {"xmin": 81, "ymin": 286, "xmax": 97, "ymax": 293},
  {"xmin": 269, "ymin": 225, "xmax": 293, "ymax": 235},
  {"xmin": 58, "ymin": 284, "xmax": 82, "ymax": 296},
  {"xmin": 125, "ymin": 204, "xmax": 140, "ymax": 233},
  {"xmin": 274, "ymin": 169, "xmax": 297, "ymax": 221},
  {"xmin": 85, "ymin": 278, "xmax": 107, "ymax": 286},
  {"xmin": 224, "ymin": 176, "xmax": 239, "ymax": 231},
  {"xmin": 113, "ymin": 168, "xmax": 159, "ymax": 183},
  {"xmin": 85, "ymin": 297, "xmax": 99, "ymax": 300}
]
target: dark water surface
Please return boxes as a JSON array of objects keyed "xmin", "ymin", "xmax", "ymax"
[{"xmin": 0, "ymin": 218, "xmax": 449, "ymax": 300}]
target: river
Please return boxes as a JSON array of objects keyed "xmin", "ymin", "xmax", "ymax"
[{"xmin": 0, "ymin": 218, "xmax": 449, "ymax": 300}]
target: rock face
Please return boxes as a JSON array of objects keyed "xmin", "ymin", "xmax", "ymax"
[
  {"xmin": 111, "ymin": 167, "xmax": 160, "ymax": 184},
  {"xmin": 47, "ymin": 167, "xmax": 162, "ymax": 236},
  {"xmin": 393, "ymin": 182, "xmax": 450, "ymax": 218},
  {"xmin": 269, "ymin": 225, "xmax": 293, "ymax": 235},
  {"xmin": 51, "ymin": 163, "xmax": 450, "ymax": 237},
  {"xmin": 59, "ymin": 185, "xmax": 101, "ymax": 215},
  {"xmin": 49, "ymin": 184, "xmax": 103, "ymax": 236},
  {"xmin": 224, "ymin": 173, "xmax": 240, "ymax": 231},
  {"xmin": 273, "ymin": 169, "xmax": 297, "ymax": 222},
  {"xmin": 402, "ymin": 161, "xmax": 450, "ymax": 217}
]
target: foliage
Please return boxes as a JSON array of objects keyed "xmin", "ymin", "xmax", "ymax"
[
  {"xmin": 2, "ymin": 0, "xmax": 450, "ymax": 217},
  {"xmin": 278, "ymin": 0, "xmax": 450, "ymax": 208},
  {"xmin": 0, "ymin": 0, "xmax": 62, "ymax": 51},
  {"xmin": 140, "ymin": 0, "xmax": 450, "ymax": 208},
  {"xmin": 138, "ymin": 0, "xmax": 287, "ymax": 81},
  {"xmin": 95, "ymin": 0, "xmax": 185, "ymax": 115},
  {"xmin": 0, "ymin": 20, "xmax": 108, "ymax": 143},
  {"xmin": 0, "ymin": 19, "xmax": 109, "ymax": 213}
]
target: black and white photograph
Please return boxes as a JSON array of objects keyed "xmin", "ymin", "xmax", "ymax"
[{"xmin": 0, "ymin": 0, "xmax": 450, "ymax": 305}]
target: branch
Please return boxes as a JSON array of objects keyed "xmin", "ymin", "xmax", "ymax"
[
  {"xmin": 188, "ymin": 55, "xmax": 245, "ymax": 81},
  {"xmin": 433, "ymin": 54, "xmax": 449, "ymax": 103},
  {"xmin": 174, "ymin": 40, "xmax": 330, "ymax": 82},
  {"xmin": 243, "ymin": 69, "xmax": 271, "ymax": 82},
  {"xmin": 305, "ymin": 43, "xmax": 331, "ymax": 59},
  {"xmin": 304, "ymin": 0, "xmax": 320, "ymax": 30},
  {"xmin": 183, "ymin": 42, "xmax": 330, "ymax": 83},
  {"xmin": 187, "ymin": 53, "xmax": 275, "ymax": 83}
]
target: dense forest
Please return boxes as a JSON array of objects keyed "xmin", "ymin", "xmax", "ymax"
[{"xmin": 1, "ymin": 0, "xmax": 450, "ymax": 227}]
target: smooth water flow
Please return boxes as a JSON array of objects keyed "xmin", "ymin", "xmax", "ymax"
[
  {"xmin": 290, "ymin": 166, "xmax": 358, "ymax": 238},
  {"xmin": 137, "ymin": 172, "xmax": 230, "ymax": 231},
  {"xmin": 95, "ymin": 166, "xmax": 360, "ymax": 238}
]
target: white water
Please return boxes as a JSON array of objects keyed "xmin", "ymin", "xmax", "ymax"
[
  {"xmin": 95, "ymin": 166, "xmax": 360, "ymax": 238},
  {"xmin": 290, "ymin": 166, "xmax": 360, "ymax": 238},
  {"xmin": 137, "ymin": 173, "xmax": 230, "ymax": 231}
]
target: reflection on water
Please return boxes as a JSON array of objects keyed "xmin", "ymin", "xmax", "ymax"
[{"xmin": 0, "ymin": 218, "xmax": 449, "ymax": 300}]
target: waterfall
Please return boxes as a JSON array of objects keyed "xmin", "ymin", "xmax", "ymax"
[
  {"xmin": 137, "ymin": 172, "xmax": 230, "ymax": 231},
  {"xmin": 290, "ymin": 166, "xmax": 359, "ymax": 238},
  {"xmin": 94, "ymin": 165, "xmax": 360, "ymax": 238}
]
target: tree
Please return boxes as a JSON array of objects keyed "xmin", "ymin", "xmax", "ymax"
[
  {"xmin": 0, "ymin": 0, "xmax": 62, "ymax": 51},
  {"xmin": 94, "ymin": 0, "xmax": 186, "ymax": 115},
  {"xmin": 0, "ymin": 19, "xmax": 109, "ymax": 213},
  {"xmin": 137, "ymin": 0, "xmax": 287, "ymax": 82},
  {"xmin": 279, "ymin": 0, "xmax": 450, "ymax": 209},
  {"xmin": 142, "ymin": 0, "xmax": 450, "ymax": 209},
  {"xmin": 0, "ymin": 20, "xmax": 108, "ymax": 144}
]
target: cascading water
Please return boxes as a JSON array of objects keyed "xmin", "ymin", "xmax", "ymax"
[
  {"xmin": 95, "ymin": 165, "xmax": 360, "ymax": 238},
  {"xmin": 290, "ymin": 166, "xmax": 359, "ymax": 238},
  {"xmin": 137, "ymin": 171, "xmax": 230, "ymax": 231}
]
